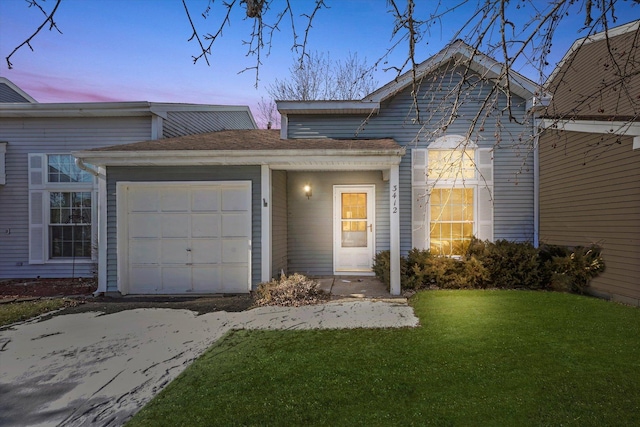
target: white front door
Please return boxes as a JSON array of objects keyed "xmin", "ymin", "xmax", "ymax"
[{"xmin": 333, "ymin": 185, "xmax": 375, "ymax": 273}]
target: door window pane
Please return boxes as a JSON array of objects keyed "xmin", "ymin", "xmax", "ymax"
[{"xmin": 341, "ymin": 193, "xmax": 367, "ymax": 247}]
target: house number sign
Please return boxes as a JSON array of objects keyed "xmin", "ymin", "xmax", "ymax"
[{"xmin": 392, "ymin": 185, "xmax": 398, "ymax": 214}]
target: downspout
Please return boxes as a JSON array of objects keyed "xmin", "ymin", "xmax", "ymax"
[{"xmin": 75, "ymin": 157, "xmax": 107, "ymax": 295}]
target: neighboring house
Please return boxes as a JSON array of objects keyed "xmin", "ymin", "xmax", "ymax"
[
  {"xmin": 0, "ymin": 77, "xmax": 257, "ymax": 286},
  {"xmin": 74, "ymin": 40, "xmax": 542, "ymax": 296},
  {"xmin": 539, "ymin": 20, "xmax": 640, "ymax": 306}
]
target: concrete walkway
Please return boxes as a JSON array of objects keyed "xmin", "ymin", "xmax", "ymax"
[{"xmin": 0, "ymin": 300, "xmax": 418, "ymax": 426}]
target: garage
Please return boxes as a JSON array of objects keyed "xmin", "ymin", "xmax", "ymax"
[{"xmin": 117, "ymin": 181, "xmax": 252, "ymax": 294}]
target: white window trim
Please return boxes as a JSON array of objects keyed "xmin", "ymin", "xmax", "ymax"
[
  {"xmin": 28, "ymin": 153, "xmax": 98, "ymax": 264},
  {"xmin": 411, "ymin": 137, "xmax": 493, "ymax": 252}
]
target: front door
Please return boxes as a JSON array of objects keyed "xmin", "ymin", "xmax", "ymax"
[{"xmin": 333, "ymin": 185, "xmax": 375, "ymax": 273}]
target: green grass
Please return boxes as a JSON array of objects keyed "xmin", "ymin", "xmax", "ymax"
[
  {"xmin": 0, "ymin": 299, "xmax": 67, "ymax": 327},
  {"xmin": 128, "ymin": 291, "xmax": 640, "ymax": 426}
]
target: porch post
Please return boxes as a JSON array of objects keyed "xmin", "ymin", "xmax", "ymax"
[
  {"xmin": 389, "ymin": 164, "xmax": 401, "ymax": 295},
  {"xmin": 261, "ymin": 164, "xmax": 272, "ymax": 283}
]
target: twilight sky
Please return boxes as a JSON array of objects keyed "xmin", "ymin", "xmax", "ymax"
[{"xmin": 1, "ymin": 0, "xmax": 639, "ymax": 127}]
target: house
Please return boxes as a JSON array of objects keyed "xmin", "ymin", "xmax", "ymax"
[
  {"xmin": 538, "ymin": 20, "xmax": 640, "ymax": 306},
  {"xmin": 73, "ymin": 40, "xmax": 541, "ymax": 296},
  {"xmin": 0, "ymin": 77, "xmax": 257, "ymax": 286}
]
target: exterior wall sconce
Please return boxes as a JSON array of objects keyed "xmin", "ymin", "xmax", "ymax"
[{"xmin": 303, "ymin": 184, "xmax": 312, "ymax": 199}]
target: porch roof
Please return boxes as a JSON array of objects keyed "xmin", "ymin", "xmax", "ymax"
[{"xmin": 73, "ymin": 129, "xmax": 405, "ymax": 169}]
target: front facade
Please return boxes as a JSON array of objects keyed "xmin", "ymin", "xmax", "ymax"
[
  {"xmin": 539, "ymin": 21, "xmax": 640, "ymax": 305},
  {"xmin": 0, "ymin": 78, "xmax": 257, "ymax": 283},
  {"xmin": 75, "ymin": 41, "xmax": 540, "ymax": 296}
]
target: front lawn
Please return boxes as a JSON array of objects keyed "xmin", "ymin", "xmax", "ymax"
[{"xmin": 128, "ymin": 291, "xmax": 640, "ymax": 426}]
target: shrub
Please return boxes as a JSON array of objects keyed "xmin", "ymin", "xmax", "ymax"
[
  {"xmin": 541, "ymin": 244, "xmax": 606, "ymax": 293},
  {"xmin": 372, "ymin": 241, "xmax": 605, "ymax": 294},
  {"xmin": 478, "ymin": 240, "xmax": 543, "ymax": 289},
  {"xmin": 254, "ymin": 273, "xmax": 329, "ymax": 307}
]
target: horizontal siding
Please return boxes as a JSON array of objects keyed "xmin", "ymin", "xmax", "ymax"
[
  {"xmin": 287, "ymin": 63, "xmax": 535, "ymax": 251},
  {"xmin": 271, "ymin": 170, "xmax": 288, "ymax": 277},
  {"xmin": 0, "ymin": 117, "xmax": 151, "ymax": 279},
  {"xmin": 162, "ymin": 111, "xmax": 255, "ymax": 138},
  {"xmin": 539, "ymin": 130, "xmax": 640, "ymax": 302},
  {"xmin": 286, "ymin": 171, "xmax": 387, "ymax": 276},
  {"xmin": 106, "ymin": 166, "xmax": 261, "ymax": 293}
]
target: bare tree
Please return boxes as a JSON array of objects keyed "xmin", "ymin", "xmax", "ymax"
[
  {"xmin": 256, "ymin": 96, "xmax": 280, "ymax": 129},
  {"xmin": 267, "ymin": 51, "xmax": 377, "ymax": 101}
]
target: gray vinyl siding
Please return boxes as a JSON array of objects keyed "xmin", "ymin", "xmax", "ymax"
[
  {"xmin": 539, "ymin": 131, "xmax": 640, "ymax": 304},
  {"xmin": 0, "ymin": 116, "xmax": 151, "ymax": 279},
  {"xmin": 271, "ymin": 170, "xmax": 288, "ymax": 277},
  {"xmin": 105, "ymin": 166, "xmax": 262, "ymax": 293},
  {"xmin": 162, "ymin": 111, "xmax": 255, "ymax": 138},
  {"xmin": 0, "ymin": 83, "xmax": 32, "ymax": 103},
  {"xmin": 286, "ymin": 171, "xmax": 387, "ymax": 276},
  {"xmin": 286, "ymin": 64, "xmax": 535, "ymax": 252}
]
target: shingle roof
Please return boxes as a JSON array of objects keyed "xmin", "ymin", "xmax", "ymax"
[{"xmin": 91, "ymin": 129, "xmax": 400, "ymax": 151}]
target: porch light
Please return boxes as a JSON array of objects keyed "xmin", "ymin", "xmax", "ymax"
[{"xmin": 303, "ymin": 184, "xmax": 312, "ymax": 199}]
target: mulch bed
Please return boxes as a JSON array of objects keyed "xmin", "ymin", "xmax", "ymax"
[{"xmin": 0, "ymin": 278, "xmax": 97, "ymax": 300}]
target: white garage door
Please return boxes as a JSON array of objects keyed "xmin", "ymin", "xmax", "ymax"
[{"xmin": 118, "ymin": 181, "xmax": 252, "ymax": 294}]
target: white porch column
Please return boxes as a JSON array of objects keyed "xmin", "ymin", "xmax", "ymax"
[
  {"xmin": 389, "ymin": 164, "xmax": 401, "ymax": 295},
  {"xmin": 261, "ymin": 164, "xmax": 272, "ymax": 283}
]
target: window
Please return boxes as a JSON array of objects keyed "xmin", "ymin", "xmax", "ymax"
[
  {"xmin": 49, "ymin": 192, "xmax": 92, "ymax": 258},
  {"xmin": 28, "ymin": 154, "xmax": 96, "ymax": 263},
  {"xmin": 429, "ymin": 188, "xmax": 474, "ymax": 255},
  {"xmin": 412, "ymin": 135, "xmax": 493, "ymax": 255}
]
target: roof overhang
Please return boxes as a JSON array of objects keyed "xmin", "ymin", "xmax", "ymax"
[
  {"xmin": 72, "ymin": 147, "xmax": 406, "ymax": 170},
  {"xmin": 0, "ymin": 102, "xmax": 254, "ymax": 119},
  {"xmin": 540, "ymin": 118, "xmax": 640, "ymax": 150},
  {"xmin": 276, "ymin": 100, "xmax": 380, "ymax": 115}
]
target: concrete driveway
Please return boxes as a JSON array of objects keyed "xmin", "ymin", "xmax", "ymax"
[{"xmin": 0, "ymin": 300, "xmax": 418, "ymax": 426}]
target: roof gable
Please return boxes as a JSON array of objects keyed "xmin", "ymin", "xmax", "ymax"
[
  {"xmin": 364, "ymin": 40, "xmax": 539, "ymax": 103},
  {"xmin": 544, "ymin": 20, "xmax": 640, "ymax": 119},
  {"xmin": 0, "ymin": 77, "xmax": 37, "ymax": 103}
]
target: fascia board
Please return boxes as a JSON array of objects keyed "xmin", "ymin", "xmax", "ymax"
[
  {"xmin": 72, "ymin": 148, "xmax": 406, "ymax": 168},
  {"xmin": 276, "ymin": 100, "xmax": 379, "ymax": 115},
  {"xmin": 540, "ymin": 118, "xmax": 640, "ymax": 136},
  {"xmin": 0, "ymin": 102, "xmax": 155, "ymax": 118}
]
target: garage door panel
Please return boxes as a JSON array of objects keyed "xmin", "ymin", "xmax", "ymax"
[
  {"xmin": 191, "ymin": 189, "xmax": 220, "ymax": 212},
  {"xmin": 161, "ymin": 239, "xmax": 190, "ymax": 264},
  {"xmin": 222, "ymin": 214, "xmax": 250, "ymax": 237},
  {"xmin": 162, "ymin": 214, "xmax": 190, "ymax": 238},
  {"xmin": 222, "ymin": 266, "xmax": 249, "ymax": 293},
  {"xmin": 129, "ymin": 214, "xmax": 160, "ymax": 238},
  {"xmin": 192, "ymin": 214, "xmax": 220, "ymax": 238},
  {"xmin": 192, "ymin": 267, "xmax": 221, "ymax": 292},
  {"xmin": 222, "ymin": 187, "xmax": 250, "ymax": 211},
  {"xmin": 129, "ymin": 267, "xmax": 161, "ymax": 293},
  {"xmin": 161, "ymin": 190, "xmax": 189, "ymax": 212},
  {"xmin": 222, "ymin": 239, "xmax": 248, "ymax": 263},
  {"xmin": 130, "ymin": 240, "xmax": 161, "ymax": 264},
  {"xmin": 162, "ymin": 267, "xmax": 191, "ymax": 293},
  {"xmin": 129, "ymin": 188, "xmax": 159, "ymax": 212},
  {"xmin": 123, "ymin": 182, "xmax": 250, "ymax": 295},
  {"xmin": 191, "ymin": 239, "xmax": 221, "ymax": 264}
]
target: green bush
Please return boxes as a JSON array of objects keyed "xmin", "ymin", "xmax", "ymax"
[
  {"xmin": 373, "ymin": 240, "xmax": 605, "ymax": 294},
  {"xmin": 477, "ymin": 240, "xmax": 543, "ymax": 290}
]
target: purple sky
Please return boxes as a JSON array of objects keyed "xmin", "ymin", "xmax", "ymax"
[{"xmin": 1, "ymin": 1, "xmax": 638, "ymax": 127}]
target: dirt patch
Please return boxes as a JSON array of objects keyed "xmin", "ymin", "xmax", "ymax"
[{"xmin": 0, "ymin": 278, "xmax": 253, "ymax": 316}]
